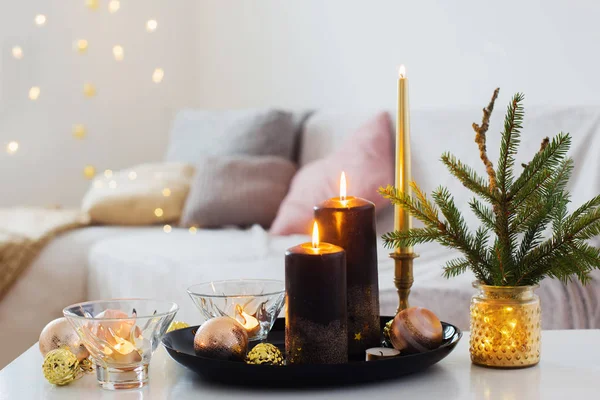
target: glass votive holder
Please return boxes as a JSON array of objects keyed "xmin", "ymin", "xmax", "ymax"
[
  {"xmin": 63, "ymin": 299, "xmax": 178, "ymax": 390},
  {"xmin": 469, "ymin": 282, "xmax": 541, "ymax": 368},
  {"xmin": 188, "ymin": 279, "xmax": 285, "ymax": 341}
]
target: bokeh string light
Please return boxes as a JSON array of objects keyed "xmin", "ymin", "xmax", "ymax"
[
  {"xmin": 14, "ymin": 3, "xmax": 164, "ymax": 189},
  {"xmin": 112, "ymin": 45, "xmax": 124, "ymax": 61},
  {"xmin": 34, "ymin": 15, "xmax": 46, "ymax": 26},
  {"xmin": 12, "ymin": 46, "xmax": 23, "ymax": 60},
  {"xmin": 152, "ymin": 68, "xmax": 164, "ymax": 83},
  {"xmin": 108, "ymin": 0, "xmax": 120, "ymax": 13},
  {"xmin": 6, "ymin": 141, "xmax": 19, "ymax": 155}
]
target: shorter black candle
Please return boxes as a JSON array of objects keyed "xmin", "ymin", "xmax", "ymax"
[{"xmin": 285, "ymin": 227, "xmax": 347, "ymax": 365}]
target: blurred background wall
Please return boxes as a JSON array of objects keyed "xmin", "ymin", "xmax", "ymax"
[{"xmin": 1, "ymin": 0, "xmax": 599, "ymax": 207}]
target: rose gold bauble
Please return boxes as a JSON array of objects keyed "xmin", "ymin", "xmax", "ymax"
[
  {"xmin": 39, "ymin": 317, "xmax": 89, "ymax": 361},
  {"xmin": 193, "ymin": 316, "xmax": 248, "ymax": 361},
  {"xmin": 389, "ymin": 307, "xmax": 443, "ymax": 353}
]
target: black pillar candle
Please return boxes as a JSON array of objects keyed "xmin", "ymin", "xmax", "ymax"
[
  {"xmin": 314, "ymin": 190, "xmax": 380, "ymax": 359},
  {"xmin": 285, "ymin": 223, "xmax": 347, "ymax": 365}
]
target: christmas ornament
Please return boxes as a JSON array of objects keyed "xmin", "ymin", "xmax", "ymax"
[
  {"xmin": 382, "ymin": 318, "xmax": 394, "ymax": 343},
  {"xmin": 193, "ymin": 317, "xmax": 248, "ymax": 361},
  {"xmin": 246, "ymin": 343, "xmax": 284, "ymax": 366},
  {"xmin": 42, "ymin": 348, "xmax": 81, "ymax": 386},
  {"xmin": 39, "ymin": 317, "xmax": 89, "ymax": 361},
  {"xmin": 388, "ymin": 307, "xmax": 442, "ymax": 353},
  {"xmin": 167, "ymin": 321, "xmax": 190, "ymax": 333}
]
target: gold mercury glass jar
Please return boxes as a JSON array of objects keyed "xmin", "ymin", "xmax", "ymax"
[{"xmin": 470, "ymin": 282, "xmax": 541, "ymax": 368}]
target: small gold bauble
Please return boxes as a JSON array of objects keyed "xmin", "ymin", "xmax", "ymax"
[
  {"xmin": 193, "ymin": 317, "xmax": 248, "ymax": 362},
  {"xmin": 389, "ymin": 307, "xmax": 443, "ymax": 353},
  {"xmin": 167, "ymin": 321, "xmax": 190, "ymax": 333},
  {"xmin": 382, "ymin": 318, "xmax": 394, "ymax": 343},
  {"xmin": 246, "ymin": 343, "xmax": 284, "ymax": 366},
  {"xmin": 39, "ymin": 317, "xmax": 89, "ymax": 361},
  {"xmin": 42, "ymin": 348, "xmax": 80, "ymax": 386}
]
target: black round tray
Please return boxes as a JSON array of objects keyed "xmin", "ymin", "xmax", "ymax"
[{"xmin": 162, "ymin": 316, "xmax": 461, "ymax": 387}]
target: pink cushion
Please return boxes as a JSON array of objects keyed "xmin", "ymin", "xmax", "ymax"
[{"xmin": 270, "ymin": 111, "xmax": 394, "ymax": 235}]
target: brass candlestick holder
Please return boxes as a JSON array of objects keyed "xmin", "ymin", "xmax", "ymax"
[{"xmin": 390, "ymin": 252, "xmax": 418, "ymax": 312}]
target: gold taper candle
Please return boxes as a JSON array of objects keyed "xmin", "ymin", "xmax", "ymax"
[{"xmin": 395, "ymin": 65, "xmax": 413, "ymax": 254}]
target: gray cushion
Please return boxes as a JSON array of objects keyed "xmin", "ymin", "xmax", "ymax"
[
  {"xmin": 180, "ymin": 156, "xmax": 297, "ymax": 228},
  {"xmin": 165, "ymin": 109, "xmax": 300, "ymax": 163}
]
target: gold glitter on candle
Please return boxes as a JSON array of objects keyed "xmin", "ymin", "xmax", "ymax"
[
  {"xmin": 162, "ymin": 188, "xmax": 171, "ymax": 197},
  {"xmin": 154, "ymin": 208, "xmax": 164, "ymax": 217},
  {"xmin": 189, "ymin": 226, "xmax": 197, "ymax": 234}
]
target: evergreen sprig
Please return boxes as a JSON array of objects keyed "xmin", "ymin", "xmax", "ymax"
[{"xmin": 379, "ymin": 89, "xmax": 600, "ymax": 286}]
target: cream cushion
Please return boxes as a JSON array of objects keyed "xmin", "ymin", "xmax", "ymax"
[{"xmin": 82, "ymin": 163, "xmax": 195, "ymax": 225}]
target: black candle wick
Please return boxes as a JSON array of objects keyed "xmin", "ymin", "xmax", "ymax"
[{"xmin": 379, "ymin": 351, "xmax": 383, "ymax": 356}]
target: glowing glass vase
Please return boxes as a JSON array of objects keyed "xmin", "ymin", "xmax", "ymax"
[{"xmin": 470, "ymin": 282, "xmax": 541, "ymax": 368}]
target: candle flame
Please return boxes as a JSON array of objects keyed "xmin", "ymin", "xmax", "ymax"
[
  {"xmin": 235, "ymin": 304, "xmax": 260, "ymax": 333},
  {"xmin": 399, "ymin": 65, "xmax": 406, "ymax": 78},
  {"xmin": 340, "ymin": 171, "xmax": 347, "ymax": 201},
  {"xmin": 312, "ymin": 221, "xmax": 319, "ymax": 248}
]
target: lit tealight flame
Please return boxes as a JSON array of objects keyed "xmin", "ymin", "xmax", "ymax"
[
  {"xmin": 340, "ymin": 171, "xmax": 347, "ymax": 202},
  {"xmin": 312, "ymin": 221, "xmax": 319, "ymax": 249},
  {"xmin": 399, "ymin": 64, "xmax": 406, "ymax": 79},
  {"xmin": 235, "ymin": 305, "xmax": 260, "ymax": 335}
]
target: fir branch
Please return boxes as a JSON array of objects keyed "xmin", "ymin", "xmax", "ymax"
[
  {"xmin": 441, "ymin": 153, "xmax": 498, "ymax": 204},
  {"xmin": 511, "ymin": 133, "xmax": 571, "ymax": 201},
  {"xmin": 380, "ymin": 89, "xmax": 600, "ymax": 287},
  {"xmin": 497, "ymin": 93, "xmax": 525, "ymax": 193},
  {"xmin": 469, "ymin": 198, "xmax": 496, "ymax": 231},
  {"xmin": 473, "ymin": 88, "xmax": 500, "ymax": 192}
]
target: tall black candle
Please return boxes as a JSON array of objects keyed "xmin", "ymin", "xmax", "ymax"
[
  {"xmin": 314, "ymin": 173, "xmax": 380, "ymax": 359},
  {"xmin": 285, "ymin": 222, "xmax": 347, "ymax": 364}
]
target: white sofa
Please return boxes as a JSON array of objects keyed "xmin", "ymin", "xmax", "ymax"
[{"xmin": 2, "ymin": 106, "xmax": 600, "ymax": 368}]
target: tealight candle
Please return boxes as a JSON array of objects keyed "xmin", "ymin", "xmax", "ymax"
[
  {"xmin": 285, "ymin": 221, "xmax": 347, "ymax": 365},
  {"xmin": 365, "ymin": 347, "xmax": 400, "ymax": 361},
  {"xmin": 314, "ymin": 172, "xmax": 380, "ymax": 358}
]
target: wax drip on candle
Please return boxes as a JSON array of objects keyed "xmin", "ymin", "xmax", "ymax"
[
  {"xmin": 340, "ymin": 171, "xmax": 347, "ymax": 203},
  {"xmin": 312, "ymin": 221, "xmax": 319, "ymax": 249}
]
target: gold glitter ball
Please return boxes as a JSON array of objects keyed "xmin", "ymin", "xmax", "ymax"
[
  {"xmin": 154, "ymin": 208, "xmax": 164, "ymax": 217},
  {"xmin": 162, "ymin": 188, "xmax": 171, "ymax": 197},
  {"xmin": 167, "ymin": 321, "xmax": 190, "ymax": 333},
  {"xmin": 382, "ymin": 318, "xmax": 394, "ymax": 342},
  {"xmin": 246, "ymin": 343, "xmax": 284, "ymax": 366},
  {"xmin": 42, "ymin": 348, "xmax": 80, "ymax": 386}
]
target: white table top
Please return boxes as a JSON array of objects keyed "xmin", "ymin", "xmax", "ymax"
[{"xmin": 1, "ymin": 330, "xmax": 599, "ymax": 400}]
